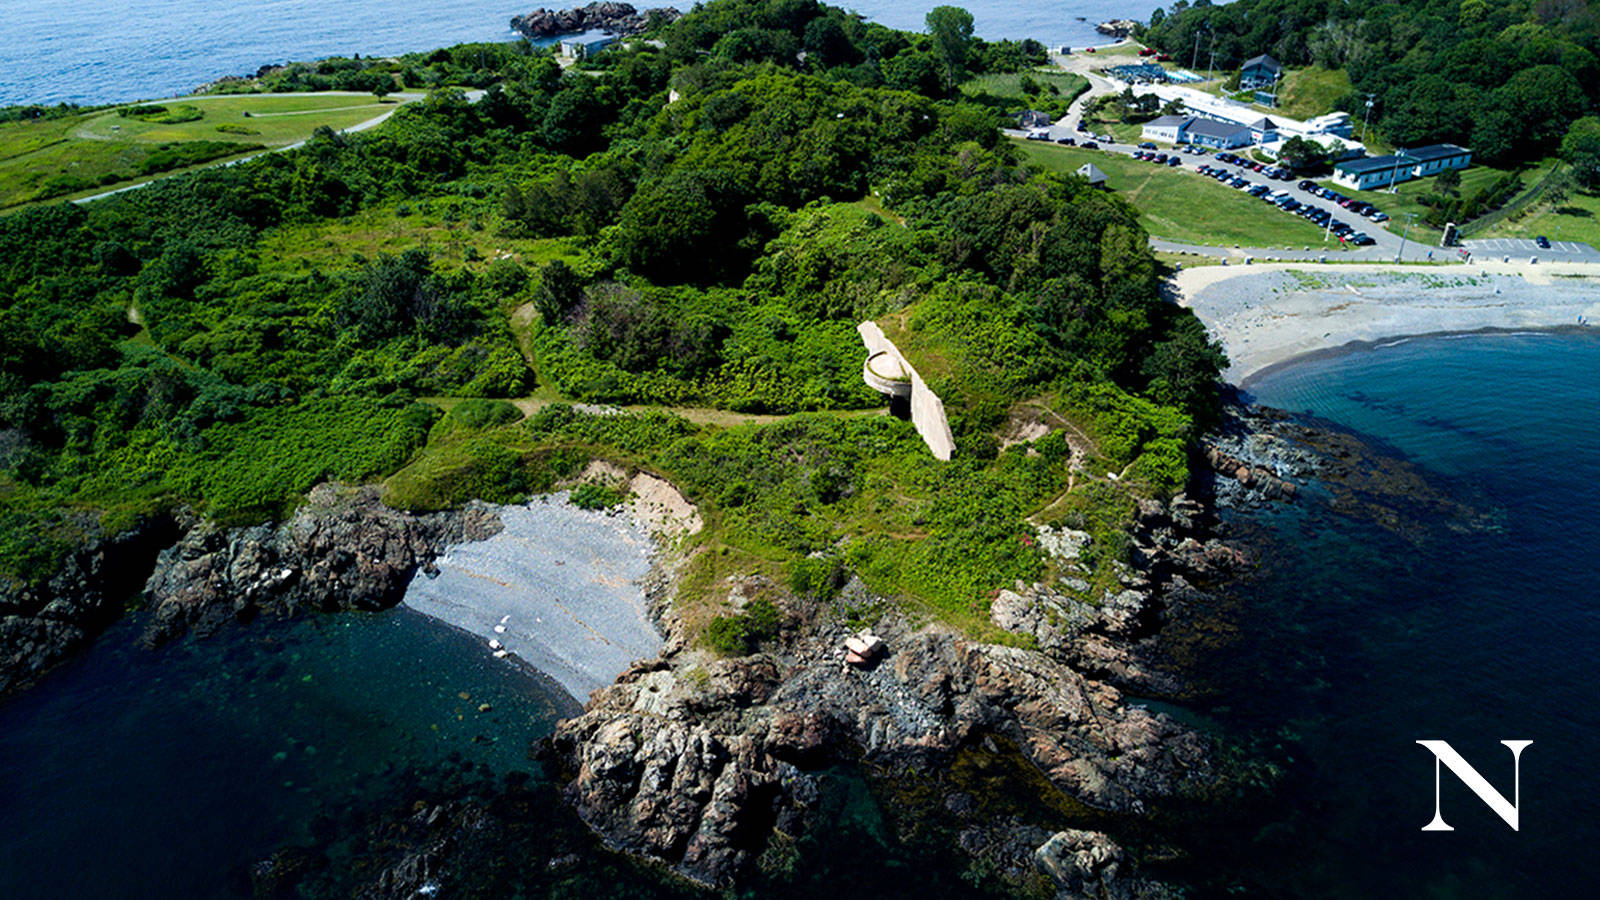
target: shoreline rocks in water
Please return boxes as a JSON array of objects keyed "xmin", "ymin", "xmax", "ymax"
[
  {"xmin": 510, "ymin": 3, "xmax": 680, "ymax": 40},
  {"xmin": 140, "ymin": 483, "xmax": 500, "ymax": 646},
  {"xmin": 0, "ymin": 514, "xmax": 179, "ymax": 699}
]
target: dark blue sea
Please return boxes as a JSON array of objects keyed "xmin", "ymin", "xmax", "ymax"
[
  {"xmin": 0, "ymin": 0, "xmax": 1160, "ymax": 107},
  {"xmin": 1193, "ymin": 331, "xmax": 1600, "ymax": 896}
]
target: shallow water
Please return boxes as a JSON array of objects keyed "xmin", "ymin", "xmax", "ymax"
[{"xmin": 1186, "ymin": 331, "xmax": 1600, "ymax": 896}]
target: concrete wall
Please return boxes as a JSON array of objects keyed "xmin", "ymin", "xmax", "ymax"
[{"xmin": 857, "ymin": 322, "xmax": 956, "ymax": 461}]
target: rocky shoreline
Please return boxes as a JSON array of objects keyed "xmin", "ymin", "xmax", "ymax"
[
  {"xmin": 3, "ymin": 399, "xmax": 1444, "ymax": 897},
  {"xmin": 510, "ymin": 3, "xmax": 680, "ymax": 41}
]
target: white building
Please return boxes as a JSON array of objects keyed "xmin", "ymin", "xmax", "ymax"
[
  {"xmin": 1119, "ymin": 81, "xmax": 1367, "ymax": 157},
  {"xmin": 1330, "ymin": 144, "xmax": 1473, "ymax": 191}
]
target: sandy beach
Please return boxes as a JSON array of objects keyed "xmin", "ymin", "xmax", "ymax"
[{"xmin": 1173, "ymin": 262, "xmax": 1600, "ymax": 384}]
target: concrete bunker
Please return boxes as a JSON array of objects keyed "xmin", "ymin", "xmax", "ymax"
[{"xmin": 857, "ymin": 322, "xmax": 956, "ymax": 461}]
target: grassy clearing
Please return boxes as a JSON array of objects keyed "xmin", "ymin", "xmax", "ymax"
[
  {"xmin": 961, "ymin": 70, "xmax": 1089, "ymax": 103},
  {"xmin": 1481, "ymin": 185, "xmax": 1600, "ymax": 247},
  {"xmin": 0, "ymin": 93, "xmax": 408, "ymax": 209},
  {"xmin": 77, "ymin": 93, "xmax": 401, "ymax": 146},
  {"xmin": 1016, "ymin": 139, "xmax": 1332, "ymax": 248},
  {"xmin": 1317, "ymin": 157, "xmax": 1560, "ymax": 242},
  {"xmin": 255, "ymin": 201, "xmax": 592, "ymax": 275},
  {"xmin": 1266, "ymin": 67, "xmax": 1351, "ymax": 120}
]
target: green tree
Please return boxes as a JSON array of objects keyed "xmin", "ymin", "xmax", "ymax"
[
  {"xmin": 1278, "ymin": 135, "xmax": 1327, "ymax": 170},
  {"xmin": 925, "ymin": 6, "xmax": 975, "ymax": 96},
  {"xmin": 1560, "ymin": 116, "xmax": 1600, "ymax": 189}
]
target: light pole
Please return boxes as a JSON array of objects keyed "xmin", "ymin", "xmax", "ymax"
[
  {"xmin": 1388, "ymin": 151, "xmax": 1408, "ymax": 193},
  {"xmin": 1360, "ymin": 93, "xmax": 1375, "ymax": 141},
  {"xmin": 1395, "ymin": 211, "xmax": 1416, "ymax": 263},
  {"xmin": 1192, "ymin": 30, "xmax": 1201, "ymax": 73}
]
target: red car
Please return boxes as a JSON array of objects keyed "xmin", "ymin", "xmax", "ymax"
[{"xmin": 1156, "ymin": 53, "xmax": 1172, "ymax": 61}]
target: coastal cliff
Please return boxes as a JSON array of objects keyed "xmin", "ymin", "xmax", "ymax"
[{"xmin": 510, "ymin": 3, "xmax": 680, "ymax": 40}]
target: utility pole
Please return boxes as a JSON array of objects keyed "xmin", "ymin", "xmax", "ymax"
[
  {"xmin": 1360, "ymin": 93, "xmax": 1375, "ymax": 141},
  {"xmin": 1388, "ymin": 151, "xmax": 1407, "ymax": 193},
  {"xmin": 1395, "ymin": 211, "xmax": 1416, "ymax": 263},
  {"xmin": 1208, "ymin": 30, "xmax": 1216, "ymax": 79},
  {"xmin": 1192, "ymin": 30, "xmax": 1201, "ymax": 73}
]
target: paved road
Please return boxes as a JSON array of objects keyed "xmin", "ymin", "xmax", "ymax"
[{"xmin": 72, "ymin": 89, "xmax": 485, "ymax": 205}]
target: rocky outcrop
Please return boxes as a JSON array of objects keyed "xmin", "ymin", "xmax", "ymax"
[
  {"xmin": 0, "ymin": 514, "xmax": 178, "ymax": 698},
  {"xmin": 140, "ymin": 483, "xmax": 500, "ymax": 645},
  {"xmin": 990, "ymin": 494, "xmax": 1246, "ymax": 691},
  {"xmin": 510, "ymin": 3, "xmax": 679, "ymax": 40},
  {"xmin": 549, "ymin": 575, "xmax": 1213, "ymax": 889}
]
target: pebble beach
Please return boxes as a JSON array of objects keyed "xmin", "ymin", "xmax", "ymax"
[{"xmin": 1174, "ymin": 262, "xmax": 1600, "ymax": 383}]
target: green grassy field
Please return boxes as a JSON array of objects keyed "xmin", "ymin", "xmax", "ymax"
[
  {"xmin": 0, "ymin": 93, "xmax": 409, "ymax": 210},
  {"xmin": 1016, "ymin": 139, "xmax": 1333, "ymax": 248},
  {"xmin": 1273, "ymin": 67, "xmax": 1352, "ymax": 121},
  {"xmin": 1481, "ymin": 181, "xmax": 1600, "ymax": 247},
  {"xmin": 1316, "ymin": 157, "xmax": 1560, "ymax": 241}
]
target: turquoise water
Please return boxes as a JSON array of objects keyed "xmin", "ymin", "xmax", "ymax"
[{"xmin": 1187, "ymin": 331, "xmax": 1600, "ymax": 896}]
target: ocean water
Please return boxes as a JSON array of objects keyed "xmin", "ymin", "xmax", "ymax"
[
  {"xmin": 0, "ymin": 609, "xmax": 577, "ymax": 898},
  {"xmin": 1183, "ymin": 331, "xmax": 1600, "ymax": 896},
  {"xmin": 0, "ymin": 0, "xmax": 1162, "ymax": 107}
]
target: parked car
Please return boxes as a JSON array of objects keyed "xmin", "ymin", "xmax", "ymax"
[
  {"xmin": 1026, "ymin": 131, "xmax": 1050, "ymax": 141},
  {"xmin": 1166, "ymin": 157, "xmax": 1181, "ymax": 167},
  {"xmin": 1283, "ymin": 200, "xmax": 1302, "ymax": 212},
  {"xmin": 1369, "ymin": 211, "xmax": 1388, "ymax": 222},
  {"xmin": 1056, "ymin": 136, "xmax": 1076, "ymax": 145},
  {"xmin": 1352, "ymin": 233, "xmax": 1376, "ymax": 246},
  {"xmin": 1537, "ymin": 235, "xmax": 1552, "ymax": 249},
  {"xmin": 1138, "ymin": 141, "xmax": 1157, "ymax": 149},
  {"xmin": 1154, "ymin": 153, "xmax": 1168, "ymax": 163},
  {"xmin": 1082, "ymin": 141, "xmax": 1099, "ymax": 149},
  {"xmin": 1299, "ymin": 180, "xmax": 1318, "ymax": 191}
]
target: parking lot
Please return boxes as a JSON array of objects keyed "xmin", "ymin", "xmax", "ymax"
[
  {"xmin": 1463, "ymin": 237, "xmax": 1600, "ymax": 262},
  {"xmin": 1010, "ymin": 114, "xmax": 1600, "ymax": 263}
]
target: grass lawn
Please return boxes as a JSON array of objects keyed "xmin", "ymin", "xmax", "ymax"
[
  {"xmin": 1079, "ymin": 114, "xmax": 1144, "ymax": 145},
  {"xmin": 77, "ymin": 93, "xmax": 402, "ymax": 146},
  {"xmin": 1481, "ymin": 181, "xmax": 1600, "ymax": 247},
  {"xmin": 1015, "ymin": 139, "xmax": 1332, "ymax": 248},
  {"xmin": 1270, "ymin": 67, "xmax": 1352, "ymax": 121},
  {"xmin": 1316, "ymin": 157, "xmax": 1560, "ymax": 242},
  {"xmin": 1, "ymin": 93, "xmax": 411, "ymax": 210}
]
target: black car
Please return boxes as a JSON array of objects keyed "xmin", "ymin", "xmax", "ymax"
[
  {"xmin": 1082, "ymin": 141, "xmax": 1099, "ymax": 150},
  {"xmin": 1536, "ymin": 235, "xmax": 1552, "ymax": 249},
  {"xmin": 1138, "ymin": 141, "xmax": 1157, "ymax": 149},
  {"xmin": 1056, "ymin": 136, "xmax": 1076, "ymax": 145}
]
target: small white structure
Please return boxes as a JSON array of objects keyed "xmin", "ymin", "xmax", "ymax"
[
  {"xmin": 559, "ymin": 35, "xmax": 617, "ymax": 59},
  {"xmin": 1076, "ymin": 162, "xmax": 1109, "ymax": 189}
]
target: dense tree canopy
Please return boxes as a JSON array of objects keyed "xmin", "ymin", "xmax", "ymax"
[{"xmin": 1142, "ymin": 0, "xmax": 1600, "ymax": 164}]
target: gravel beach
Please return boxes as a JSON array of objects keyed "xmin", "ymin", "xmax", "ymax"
[
  {"xmin": 401, "ymin": 494, "xmax": 663, "ymax": 704},
  {"xmin": 1174, "ymin": 262, "xmax": 1600, "ymax": 383}
]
